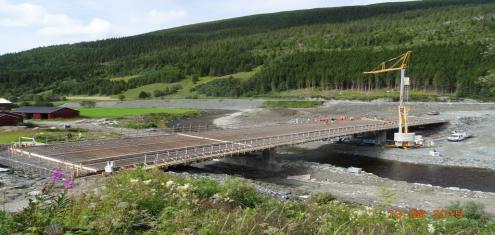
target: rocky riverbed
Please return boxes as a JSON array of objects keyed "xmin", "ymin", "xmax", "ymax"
[{"xmin": 0, "ymin": 169, "xmax": 49, "ymax": 212}]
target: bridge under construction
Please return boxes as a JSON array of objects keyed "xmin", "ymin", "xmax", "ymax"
[{"xmin": 2, "ymin": 117, "xmax": 446, "ymax": 178}]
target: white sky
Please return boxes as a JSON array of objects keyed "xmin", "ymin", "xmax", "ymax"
[{"xmin": 0, "ymin": 0, "xmax": 410, "ymax": 55}]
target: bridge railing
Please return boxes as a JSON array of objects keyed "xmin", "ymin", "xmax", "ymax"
[{"xmin": 80, "ymin": 119, "xmax": 428, "ymax": 170}]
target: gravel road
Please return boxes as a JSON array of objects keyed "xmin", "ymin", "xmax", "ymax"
[{"xmin": 62, "ymin": 99, "xmax": 266, "ymax": 110}]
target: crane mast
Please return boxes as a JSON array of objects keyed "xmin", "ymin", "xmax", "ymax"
[{"xmin": 364, "ymin": 51, "xmax": 414, "ymax": 148}]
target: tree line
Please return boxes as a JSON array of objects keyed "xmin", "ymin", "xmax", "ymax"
[{"xmin": 0, "ymin": 0, "xmax": 494, "ymax": 100}]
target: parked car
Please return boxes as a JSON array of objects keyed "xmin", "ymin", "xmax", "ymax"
[
  {"xmin": 447, "ymin": 130, "xmax": 471, "ymax": 142},
  {"xmin": 427, "ymin": 111, "xmax": 440, "ymax": 115}
]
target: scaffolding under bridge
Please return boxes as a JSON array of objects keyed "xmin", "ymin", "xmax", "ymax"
[{"xmin": 0, "ymin": 117, "xmax": 447, "ymax": 178}]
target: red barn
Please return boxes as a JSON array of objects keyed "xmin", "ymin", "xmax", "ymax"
[
  {"xmin": 0, "ymin": 112, "xmax": 23, "ymax": 126},
  {"xmin": 13, "ymin": 107, "xmax": 80, "ymax": 119}
]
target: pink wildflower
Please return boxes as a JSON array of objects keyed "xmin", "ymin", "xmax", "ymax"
[
  {"xmin": 51, "ymin": 170, "xmax": 63, "ymax": 181},
  {"xmin": 63, "ymin": 179, "xmax": 74, "ymax": 189}
]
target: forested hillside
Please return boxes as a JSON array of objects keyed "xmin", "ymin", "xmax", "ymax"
[{"xmin": 1, "ymin": 0, "xmax": 494, "ymax": 101}]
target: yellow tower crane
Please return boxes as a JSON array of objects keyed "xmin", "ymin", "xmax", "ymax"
[{"xmin": 364, "ymin": 51, "xmax": 415, "ymax": 148}]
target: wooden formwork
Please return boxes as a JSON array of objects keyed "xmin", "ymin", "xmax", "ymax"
[{"xmin": 7, "ymin": 117, "xmax": 447, "ymax": 177}]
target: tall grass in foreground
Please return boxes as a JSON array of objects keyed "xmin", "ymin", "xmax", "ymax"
[{"xmin": 1, "ymin": 169, "xmax": 493, "ymax": 234}]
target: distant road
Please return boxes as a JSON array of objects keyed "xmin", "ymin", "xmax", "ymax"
[{"xmin": 61, "ymin": 99, "xmax": 266, "ymax": 111}]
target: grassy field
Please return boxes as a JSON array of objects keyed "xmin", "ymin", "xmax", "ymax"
[
  {"xmin": 0, "ymin": 130, "xmax": 39, "ymax": 143},
  {"xmin": 77, "ymin": 108, "xmax": 197, "ymax": 118},
  {"xmin": 119, "ymin": 83, "xmax": 177, "ymax": 99},
  {"xmin": 262, "ymin": 100, "xmax": 324, "ymax": 108},
  {"xmin": 109, "ymin": 75, "xmax": 141, "ymax": 82},
  {"xmin": 0, "ymin": 108, "xmax": 200, "ymax": 143},
  {"xmin": 0, "ymin": 128, "xmax": 120, "ymax": 143},
  {"xmin": 116, "ymin": 67, "xmax": 261, "ymax": 99}
]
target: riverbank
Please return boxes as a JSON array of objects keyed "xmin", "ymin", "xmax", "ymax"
[{"xmin": 184, "ymin": 153, "xmax": 495, "ymax": 214}]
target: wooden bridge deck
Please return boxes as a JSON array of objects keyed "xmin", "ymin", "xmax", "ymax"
[{"xmin": 8, "ymin": 117, "xmax": 446, "ymax": 177}]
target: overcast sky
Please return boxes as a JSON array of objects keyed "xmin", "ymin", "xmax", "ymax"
[{"xmin": 0, "ymin": 0, "xmax": 409, "ymax": 55}]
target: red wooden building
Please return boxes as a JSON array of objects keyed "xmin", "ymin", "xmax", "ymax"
[
  {"xmin": 13, "ymin": 107, "xmax": 80, "ymax": 119},
  {"xmin": 0, "ymin": 111, "xmax": 23, "ymax": 126}
]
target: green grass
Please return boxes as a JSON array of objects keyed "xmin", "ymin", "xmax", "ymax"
[
  {"xmin": 0, "ymin": 130, "xmax": 39, "ymax": 143},
  {"xmin": 115, "ymin": 67, "xmax": 262, "ymax": 99},
  {"xmin": 118, "ymin": 83, "xmax": 176, "ymax": 99},
  {"xmin": 109, "ymin": 75, "xmax": 141, "ymax": 82},
  {"xmin": 76, "ymin": 108, "xmax": 198, "ymax": 118},
  {"xmin": 2, "ymin": 169, "xmax": 493, "ymax": 234},
  {"xmin": 261, "ymin": 100, "xmax": 324, "ymax": 108},
  {"xmin": 0, "ymin": 128, "xmax": 119, "ymax": 143},
  {"xmin": 123, "ymin": 111, "xmax": 202, "ymax": 129}
]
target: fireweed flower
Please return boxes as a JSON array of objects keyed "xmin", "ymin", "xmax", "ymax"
[
  {"xmin": 51, "ymin": 170, "xmax": 63, "ymax": 181},
  {"xmin": 63, "ymin": 179, "xmax": 74, "ymax": 189}
]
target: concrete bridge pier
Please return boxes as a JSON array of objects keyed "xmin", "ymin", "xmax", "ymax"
[
  {"xmin": 259, "ymin": 148, "xmax": 279, "ymax": 169},
  {"xmin": 376, "ymin": 131, "xmax": 387, "ymax": 145},
  {"xmin": 262, "ymin": 148, "xmax": 275, "ymax": 159},
  {"xmin": 353, "ymin": 130, "xmax": 387, "ymax": 145}
]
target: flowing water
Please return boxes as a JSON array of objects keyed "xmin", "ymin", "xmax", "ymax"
[{"xmin": 285, "ymin": 151, "xmax": 495, "ymax": 193}]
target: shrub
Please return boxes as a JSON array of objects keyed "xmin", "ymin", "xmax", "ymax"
[
  {"xmin": 195, "ymin": 77, "xmax": 244, "ymax": 97},
  {"xmin": 378, "ymin": 186, "xmax": 396, "ymax": 208},
  {"xmin": 189, "ymin": 177, "xmax": 221, "ymax": 198},
  {"xmin": 192, "ymin": 75, "xmax": 199, "ymax": 84},
  {"xmin": 309, "ymin": 192, "xmax": 336, "ymax": 204},
  {"xmin": 0, "ymin": 211, "xmax": 15, "ymax": 234},
  {"xmin": 447, "ymin": 201, "xmax": 493, "ymax": 222},
  {"xmin": 152, "ymin": 85, "xmax": 182, "ymax": 97},
  {"xmin": 154, "ymin": 89, "xmax": 165, "ymax": 97},
  {"xmin": 220, "ymin": 178, "xmax": 263, "ymax": 208},
  {"xmin": 80, "ymin": 100, "xmax": 96, "ymax": 108},
  {"xmin": 138, "ymin": 91, "xmax": 151, "ymax": 99}
]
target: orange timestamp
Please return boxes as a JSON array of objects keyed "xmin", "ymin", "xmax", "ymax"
[{"xmin": 387, "ymin": 208, "xmax": 463, "ymax": 220}]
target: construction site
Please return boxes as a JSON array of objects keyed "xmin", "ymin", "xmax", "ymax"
[
  {"xmin": 2, "ymin": 52, "xmax": 495, "ymax": 214},
  {"xmin": 1, "ymin": 117, "xmax": 446, "ymax": 178}
]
